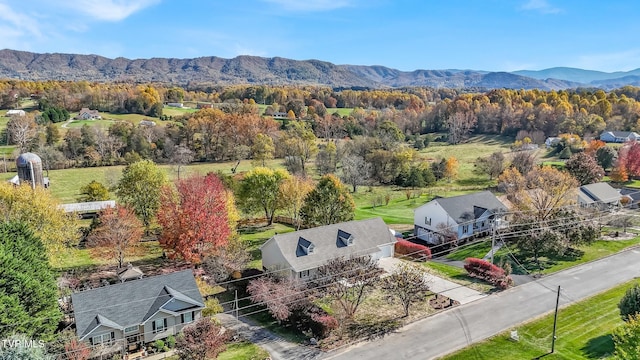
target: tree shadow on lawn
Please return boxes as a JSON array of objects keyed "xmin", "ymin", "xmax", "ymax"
[
  {"xmin": 345, "ymin": 317, "xmax": 403, "ymax": 341},
  {"xmin": 580, "ymin": 334, "xmax": 614, "ymax": 359},
  {"xmin": 508, "ymin": 248, "xmax": 585, "ymax": 275}
]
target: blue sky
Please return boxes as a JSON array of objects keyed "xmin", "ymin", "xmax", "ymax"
[{"xmin": 1, "ymin": 0, "xmax": 639, "ymax": 72}]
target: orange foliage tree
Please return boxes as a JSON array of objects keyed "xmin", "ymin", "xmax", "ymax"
[
  {"xmin": 87, "ymin": 205, "xmax": 143, "ymax": 268},
  {"xmin": 157, "ymin": 173, "xmax": 232, "ymax": 263}
]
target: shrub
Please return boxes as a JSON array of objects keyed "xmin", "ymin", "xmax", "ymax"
[
  {"xmin": 464, "ymin": 257, "xmax": 513, "ymax": 289},
  {"xmin": 166, "ymin": 335, "xmax": 176, "ymax": 349},
  {"xmin": 310, "ymin": 313, "xmax": 339, "ymax": 338},
  {"xmin": 154, "ymin": 339, "xmax": 165, "ymax": 352},
  {"xmin": 619, "ymin": 284, "xmax": 640, "ymax": 322},
  {"xmin": 395, "ymin": 240, "xmax": 431, "ymax": 260}
]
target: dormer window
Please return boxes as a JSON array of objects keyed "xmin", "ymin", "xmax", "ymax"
[
  {"xmin": 298, "ymin": 237, "xmax": 315, "ymax": 255},
  {"xmin": 338, "ymin": 230, "xmax": 354, "ymax": 246}
]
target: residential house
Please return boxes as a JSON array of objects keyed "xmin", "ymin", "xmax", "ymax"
[
  {"xmin": 6, "ymin": 109, "xmax": 25, "ymax": 117},
  {"xmin": 599, "ymin": 131, "xmax": 640, "ymax": 143},
  {"xmin": 260, "ymin": 217, "xmax": 397, "ymax": 280},
  {"xmin": 271, "ymin": 111, "xmax": 289, "ymax": 119},
  {"xmin": 545, "ymin": 137, "xmax": 561, "ymax": 148},
  {"xmin": 620, "ymin": 187, "xmax": 640, "ymax": 209},
  {"xmin": 75, "ymin": 108, "xmax": 101, "ymax": 120},
  {"xmin": 166, "ymin": 102, "xmax": 184, "ymax": 108},
  {"xmin": 577, "ymin": 182, "xmax": 621, "ymax": 209},
  {"xmin": 414, "ymin": 191, "xmax": 508, "ymax": 245},
  {"xmin": 139, "ymin": 120, "xmax": 156, "ymax": 127},
  {"xmin": 71, "ymin": 270, "xmax": 204, "ymax": 354}
]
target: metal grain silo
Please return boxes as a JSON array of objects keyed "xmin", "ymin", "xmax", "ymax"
[{"xmin": 16, "ymin": 152, "xmax": 44, "ymax": 189}]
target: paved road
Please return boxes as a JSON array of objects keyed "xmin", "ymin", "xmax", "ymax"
[{"xmin": 325, "ymin": 247, "xmax": 640, "ymax": 360}]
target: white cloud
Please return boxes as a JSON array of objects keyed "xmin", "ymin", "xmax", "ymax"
[
  {"xmin": 521, "ymin": 0, "xmax": 561, "ymax": 14},
  {"xmin": 0, "ymin": 2, "xmax": 41, "ymax": 38},
  {"xmin": 262, "ymin": 0, "xmax": 352, "ymax": 12},
  {"xmin": 65, "ymin": 0, "xmax": 160, "ymax": 22},
  {"xmin": 574, "ymin": 50, "xmax": 640, "ymax": 72}
]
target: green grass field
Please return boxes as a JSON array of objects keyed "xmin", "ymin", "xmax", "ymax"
[
  {"xmin": 217, "ymin": 341, "xmax": 270, "ymax": 360},
  {"xmin": 442, "ymin": 280, "xmax": 639, "ymax": 360}
]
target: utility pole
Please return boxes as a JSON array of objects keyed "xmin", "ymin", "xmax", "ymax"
[
  {"xmin": 490, "ymin": 220, "xmax": 496, "ymax": 264},
  {"xmin": 234, "ymin": 289, "xmax": 239, "ymax": 319},
  {"xmin": 551, "ymin": 285, "xmax": 561, "ymax": 353}
]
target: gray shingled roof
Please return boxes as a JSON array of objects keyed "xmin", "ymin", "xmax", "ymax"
[
  {"xmin": 427, "ymin": 191, "xmax": 508, "ymax": 224},
  {"xmin": 263, "ymin": 217, "xmax": 396, "ymax": 273},
  {"xmin": 609, "ymin": 131, "xmax": 638, "ymax": 138},
  {"xmin": 580, "ymin": 182, "xmax": 621, "ymax": 203},
  {"xmin": 71, "ymin": 270, "xmax": 204, "ymax": 339}
]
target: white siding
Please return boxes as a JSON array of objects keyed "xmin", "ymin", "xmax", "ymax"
[
  {"xmin": 414, "ymin": 201, "xmax": 458, "ymax": 244},
  {"xmin": 260, "ymin": 237, "xmax": 290, "ymax": 273}
]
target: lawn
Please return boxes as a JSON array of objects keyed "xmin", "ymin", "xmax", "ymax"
[
  {"xmin": 441, "ymin": 280, "xmax": 639, "ymax": 360},
  {"xmin": 54, "ymin": 240, "xmax": 164, "ymax": 271},
  {"xmin": 217, "ymin": 341, "xmax": 270, "ymax": 360}
]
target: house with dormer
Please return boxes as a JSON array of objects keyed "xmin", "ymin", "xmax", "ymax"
[
  {"xmin": 600, "ymin": 131, "xmax": 640, "ymax": 143},
  {"xmin": 259, "ymin": 217, "xmax": 397, "ymax": 280},
  {"xmin": 414, "ymin": 191, "xmax": 508, "ymax": 245},
  {"xmin": 71, "ymin": 270, "xmax": 204, "ymax": 354},
  {"xmin": 75, "ymin": 108, "xmax": 101, "ymax": 120}
]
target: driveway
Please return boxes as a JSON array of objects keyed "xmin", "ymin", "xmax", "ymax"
[
  {"xmin": 325, "ymin": 248, "xmax": 640, "ymax": 360},
  {"xmin": 378, "ymin": 258, "xmax": 486, "ymax": 305}
]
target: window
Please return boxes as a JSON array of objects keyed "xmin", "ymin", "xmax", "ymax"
[
  {"xmin": 152, "ymin": 318, "xmax": 167, "ymax": 334},
  {"xmin": 181, "ymin": 311, "xmax": 194, "ymax": 324},
  {"xmin": 91, "ymin": 332, "xmax": 114, "ymax": 345},
  {"xmin": 425, "ymin": 217, "xmax": 431, "ymax": 225},
  {"xmin": 299, "ymin": 270, "xmax": 310, "ymax": 278},
  {"xmin": 124, "ymin": 326, "xmax": 138, "ymax": 334},
  {"xmin": 462, "ymin": 225, "xmax": 469, "ymax": 234}
]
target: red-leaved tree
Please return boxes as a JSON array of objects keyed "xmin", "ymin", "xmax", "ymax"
[
  {"xmin": 464, "ymin": 257, "xmax": 513, "ymax": 289},
  {"xmin": 176, "ymin": 318, "xmax": 229, "ymax": 360},
  {"xmin": 64, "ymin": 337, "xmax": 92, "ymax": 360},
  {"xmin": 157, "ymin": 173, "xmax": 231, "ymax": 263},
  {"xmin": 87, "ymin": 205, "xmax": 143, "ymax": 268},
  {"xmin": 247, "ymin": 276, "xmax": 309, "ymax": 323}
]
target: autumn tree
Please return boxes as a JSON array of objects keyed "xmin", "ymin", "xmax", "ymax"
[
  {"xmin": 381, "ymin": 263, "xmax": 431, "ymax": 317},
  {"xmin": 63, "ymin": 337, "xmax": 92, "ymax": 360},
  {"xmin": 444, "ymin": 157, "xmax": 459, "ymax": 182},
  {"xmin": 447, "ymin": 106, "xmax": 477, "ymax": 144},
  {"xmin": 340, "ymin": 154, "xmax": 371, "ymax": 192},
  {"xmin": 0, "ymin": 222, "xmax": 61, "ymax": 340},
  {"xmin": 497, "ymin": 167, "xmax": 526, "ymax": 193},
  {"xmin": 316, "ymin": 141, "xmax": 338, "ymax": 175},
  {"xmin": 238, "ymin": 167, "xmax": 290, "ymax": 225},
  {"xmin": 176, "ymin": 318, "xmax": 229, "ymax": 360},
  {"xmin": 115, "ymin": 159, "xmax": 168, "ymax": 230},
  {"xmin": 611, "ymin": 153, "xmax": 630, "ymax": 182},
  {"xmin": 278, "ymin": 175, "xmax": 314, "ymax": 229},
  {"xmin": 158, "ymin": 173, "xmax": 232, "ymax": 263},
  {"xmin": 565, "ymin": 152, "xmax": 604, "ymax": 185},
  {"xmin": 510, "ymin": 150, "xmax": 537, "ymax": 175},
  {"xmin": 300, "ymin": 175, "xmax": 355, "ymax": 226},
  {"xmin": 0, "ymin": 182, "xmax": 78, "ymax": 263},
  {"xmin": 312, "ymin": 256, "xmax": 380, "ymax": 320},
  {"xmin": 169, "ymin": 144, "xmax": 194, "ymax": 179},
  {"xmin": 247, "ymin": 276, "xmax": 309, "ymax": 322},
  {"xmin": 78, "ymin": 180, "xmax": 110, "ymax": 202},
  {"xmin": 474, "ymin": 151, "xmax": 505, "ymax": 180},
  {"xmin": 504, "ymin": 166, "xmax": 597, "ymax": 267},
  {"xmin": 280, "ymin": 120, "xmax": 318, "ymax": 175},
  {"xmin": 251, "ymin": 133, "xmax": 275, "ymax": 167},
  {"xmin": 87, "ymin": 205, "xmax": 143, "ymax": 268}
]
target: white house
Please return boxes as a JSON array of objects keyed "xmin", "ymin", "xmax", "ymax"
[
  {"xmin": 71, "ymin": 270, "xmax": 204, "ymax": 356},
  {"xmin": 260, "ymin": 217, "xmax": 397, "ymax": 280},
  {"xmin": 75, "ymin": 108, "xmax": 101, "ymax": 120},
  {"xmin": 545, "ymin": 137, "xmax": 561, "ymax": 148},
  {"xmin": 600, "ymin": 131, "xmax": 640, "ymax": 143},
  {"xmin": 414, "ymin": 191, "xmax": 508, "ymax": 245},
  {"xmin": 166, "ymin": 102, "xmax": 184, "ymax": 108},
  {"xmin": 6, "ymin": 109, "xmax": 25, "ymax": 117},
  {"xmin": 578, "ymin": 182, "xmax": 621, "ymax": 209}
]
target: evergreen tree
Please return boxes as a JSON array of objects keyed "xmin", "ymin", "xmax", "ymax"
[{"xmin": 0, "ymin": 222, "xmax": 62, "ymax": 340}]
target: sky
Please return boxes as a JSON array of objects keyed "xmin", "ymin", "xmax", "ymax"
[{"xmin": 1, "ymin": 0, "xmax": 639, "ymax": 73}]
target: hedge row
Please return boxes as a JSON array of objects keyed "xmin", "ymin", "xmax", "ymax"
[
  {"xmin": 395, "ymin": 240, "xmax": 432, "ymax": 260},
  {"xmin": 464, "ymin": 257, "xmax": 513, "ymax": 289}
]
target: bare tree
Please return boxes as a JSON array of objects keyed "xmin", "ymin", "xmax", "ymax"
[
  {"xmin": 609, "ymin": 215, "xmax": 635, "ymax": 234},
  {"xmin": 340, "ymin": 154, "xmax": 371, "ymax": 192},
  {"xmin": 474, "ymin": 152, "xmax": 505, "ymax": 180},
  {"xmin": 7, "ymin": 114, "xmax": 37, "ymax": 152},
  {"xmin": 447, "ymin": 111, "xmax": 477, "ymax": 145},
  {"xmin": 247, "ymin": 276, "xmax": 309, "ymax": 322},
  {"xmin": 510, "ymin": 150, "xmax": 537, "ymax": 175},
  {"xmin": 87, "ymin": 206, "xmax": 144, "ymax": 268},
  {"xmin": 169, "ymin": 144, "xmax": 194, "ymax": 179},
  {"xmin": 312, "ymin": 256, "xmax": 381, "ymax": 320},
  {"xmin": 381, "ymin": 263, "xmax": 431, "ymax": 317}
]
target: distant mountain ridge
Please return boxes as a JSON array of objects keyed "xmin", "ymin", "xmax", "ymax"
[{"xmin": 0, "ymin": 49, "xmax": 636, "ymax": 90}]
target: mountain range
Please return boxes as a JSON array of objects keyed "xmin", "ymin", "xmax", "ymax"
[{"xmin": 1, "ymin": 49, "xmax": 639, "ymax": 90}]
